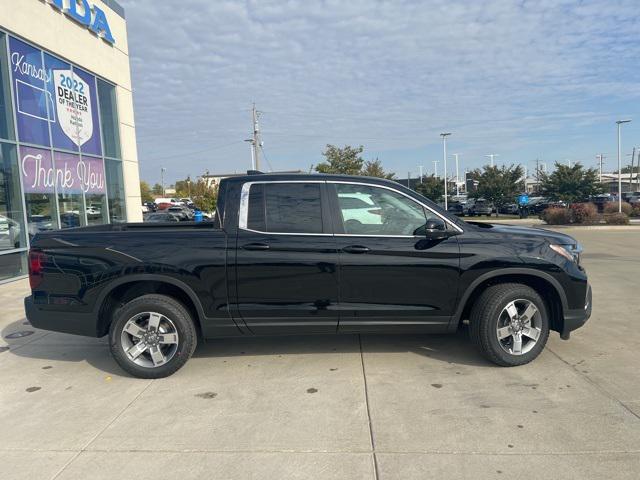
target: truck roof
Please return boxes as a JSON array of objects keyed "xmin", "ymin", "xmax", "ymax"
[{"xmin": 220, "ymin": 172, "xmax": 402, "ymax": 187}]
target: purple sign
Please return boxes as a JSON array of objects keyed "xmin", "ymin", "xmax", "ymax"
[
  {"xmin": 9, "ymin": 37, "xmax": 51, "ymax": 147},
  {"xmin": 20, "ymin": 146, "xmax": 106, "ymax": 195},
  {"xmin": 10, "ymin": 36, "xmax": 102, "ymax": 155}
]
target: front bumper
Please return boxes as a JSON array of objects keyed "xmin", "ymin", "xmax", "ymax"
[
  {"xmin": 24, "ymin": 296, "xmax": 99, "ymax": 337},
  {"xmin": 561, "ymin": 284, "xmax": 592, "ymax": 339}
]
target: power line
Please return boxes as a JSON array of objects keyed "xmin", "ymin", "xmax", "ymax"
[{"xmin": 141, "ymin": 140, "xmax": 244, "ymax": 163}]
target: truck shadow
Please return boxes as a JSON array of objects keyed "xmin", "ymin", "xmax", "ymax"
[{"xmin": 2, "ymin": 319, "xmax": 492, "ymax": 377}]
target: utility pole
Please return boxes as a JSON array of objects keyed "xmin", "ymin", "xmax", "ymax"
[
  {"xmin": 418, "ymin": 165, "xmax": 423, "ymax": 183},
  {"xmin": 452, "ymin": 153, "xmax": 460, "ymax": 196},
  {"xmin": 246, "ymin": 103, "xmax": 262, "ymax": 170},
  {"xmin": 407, "ymin": 172, "xmax": 411, "ymax": 188},
  {"xmin": 616, "ymin": 120, "xmax": 632, "ymax": 213},
  {"xmin": 629, "ymin": 147, "xmax": 636, "ymax": 191},
  {"xmin": 597, "ymin": 154, "xmax": 605, "ymax": 182},
  {"xmin": 433, "ymin": 160, "xmax": 439, "ymax": 179},
  {"xmin": 485, "ymin": 154, "xmax": 499, "ymax": 167},
  {"xmin": 161, "ymin": 167, "xmax": 166, "ymax": 196},
  {"xmin": 441, "ymin": 133, "xmax": 451, "ymax": 210}
]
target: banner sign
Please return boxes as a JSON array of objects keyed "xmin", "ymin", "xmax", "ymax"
[
  {"xmin": 9, "ymin": 37, "xmax": 102, "ymax": 156},
  {"xmin": 20, "ymin": 146, "xmax": 106, "ymax": 195}
]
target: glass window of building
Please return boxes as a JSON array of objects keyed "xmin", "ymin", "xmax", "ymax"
[
  {"xmin": 54, "ymin": 151, "xmax": 86, "ymax": 229},
  {"xmin": 105, "ymin": 159, "xmax": 126, "ymax": 222},
  {"xmin": 82, "ymin": 155, "xmax": 109, "ymax": 225},
  {"xmin": 0, "ymin": 143, "xmax": 26, "ymax": 251},
  {"xmin": 19, "ymin": 145, "xmax": 58, "ymax": 236},
  {"xmin": 0, "ymin": 251, "xmax": 26, "ymax": 282},
  {"xmin": 0, "ymin": 33, "xmax": 15, "ymax": 141},
  {"xmin": 97, "ymin": 79, "xmax": 121, "ymax": 159}
]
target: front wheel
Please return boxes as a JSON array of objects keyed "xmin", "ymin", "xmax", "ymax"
[
  {"xmin": 469, "ymin": 283, "xmax": 549, "ymax": 366},
  {"xmin": 109, "ymin": 294, "xmax": 197, "ymax": 378}
]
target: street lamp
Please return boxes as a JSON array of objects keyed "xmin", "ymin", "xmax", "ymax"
[
  {"xmin": 441, "ymin": 133, "xmax": 451, "ymax": 209},
  {"xmin": 485, "ymin": 154, "xmax": 499, "ymax": 167},
  {"xmin": 452, "ymin": 153, "xmax": 460, "ymax": 196},
  {"xmin": 617, "ymin": 119, "xmax": 632, "ymax": 213},
  {"xmin": 161, "ymin": 167, "xmax": 166, "ymax": 196}
]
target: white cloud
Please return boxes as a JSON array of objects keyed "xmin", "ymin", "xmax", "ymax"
[{"xmin": 119, "ymin": 0, "xmax": 640, "ymax": 181}]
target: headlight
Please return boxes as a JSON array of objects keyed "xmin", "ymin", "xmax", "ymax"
[{"xmin": 550, "ymin": 243, "xmax": 582, "ymax": 264}]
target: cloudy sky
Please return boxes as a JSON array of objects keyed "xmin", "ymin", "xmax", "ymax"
[{"xmin": 118, "ymin": 0, "xmax": 640, "ymax": 184}]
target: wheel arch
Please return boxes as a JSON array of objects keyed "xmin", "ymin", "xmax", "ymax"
[
  {"xmin": 95, "ymin": 274, "xmax": 206, "ymax": 338},
  {"xmin": 453, "ymin": 268, "xmax": 568, "ymax": 334}
]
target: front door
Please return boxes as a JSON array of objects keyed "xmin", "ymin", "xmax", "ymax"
[
  {"xmin": 329, "ymin": 182, "xmax": 461, "ymax": 333},
  {"xmin": 234, "ymin": 181, "xmax": 339, "ymax": 334}
]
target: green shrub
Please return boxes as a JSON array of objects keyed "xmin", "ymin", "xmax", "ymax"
[
  {"xmin": 631, "ymin": 205, "xmax": 640, "ymax": 218},
  {"xmin": 604, "ymin": 201, "xmax": 632, "ymax": 215},
  {"xmin": 570, "ymin": 202, "xmax": 598, "ymax": 224},
  {"xmin": 542, "ymin": 207, "xmax": 571, "ymax": 225},
  {"xmin": 604, "ymin": 212, "xmax": 630, "ymax": 225}
]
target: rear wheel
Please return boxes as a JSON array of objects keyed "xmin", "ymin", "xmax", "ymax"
[
  {"xmin": 469, "ymin": 283, "xmax": 549, "ymax": 366},
  {"xmin": 109, "ymin": 294, "xmax": 197, "ymax": 378}
]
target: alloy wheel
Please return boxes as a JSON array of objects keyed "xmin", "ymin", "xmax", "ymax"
[
  {"xmin": 120, "ymin": 312, "xmax": 179, "ymax": 368},
  {"xmin": 496, "ymin": 299, "xmax": 542, "ymax": 355}
]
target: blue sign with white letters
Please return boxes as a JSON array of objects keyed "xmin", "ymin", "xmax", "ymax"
[{"xmin": 43, "ymin": 0, "xmax": 115, "ymax": 44}]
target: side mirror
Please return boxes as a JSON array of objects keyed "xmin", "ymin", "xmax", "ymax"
[
  {"xmin": 425, "ymin": 218, "xmax": 446, "ymax": 232},
  {"xmin": 413, "ymin": 217, "xmax": 448, "ymax": 237}
]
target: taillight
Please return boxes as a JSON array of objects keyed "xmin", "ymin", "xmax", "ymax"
[{"xmin": 28, "ymin": 250, "xmax": 45, "ymax": 290}]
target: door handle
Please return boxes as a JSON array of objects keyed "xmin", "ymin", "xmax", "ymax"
[
  {"xmin": 342, "ymin": 245, "xmax": 370, "ymax": 254},
  {"xmin": 242, "ymin": 243, "xmax": 270, "ymax": 251}
]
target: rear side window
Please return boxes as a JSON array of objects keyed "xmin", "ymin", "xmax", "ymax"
[{"xmin": 245, "ymin": 183, "xmax": 323, "ymax": 234}]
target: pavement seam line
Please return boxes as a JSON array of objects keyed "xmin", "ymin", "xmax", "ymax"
[
  {"xmin": 358, "ymin": 334, "xmax": 379, "ymax": 480},
  {"xmin": 49, "ymin": 378, "xmax": 155, "ymax": 480},
  {"xmin": 546, "ymin": 346, "xmax": 640, "ymax": 422}
]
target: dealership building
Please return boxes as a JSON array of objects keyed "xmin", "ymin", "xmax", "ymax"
[{"xmin": 0, "ymin": 0, "xmax": 141, "ymax": 282}]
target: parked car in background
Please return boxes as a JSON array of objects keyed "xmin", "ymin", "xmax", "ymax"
[
  {"xmin": 144, "ymin": 212, "xmax": 180, "ymax": 222},
  {"xmin": 154, "ymin": 197, "xmax": 179, "ymax": 206},
  {"xmin": 447, "ymin": 202, "xmax": 464, "ymax": 216},
  {"xmin": 144, "ymin": 202, "xmax": 157, "ymax": 212},
  {"xmin": 464, "ymin": 198, "xmax": 493, "ymax": 216},
  {"xmin": 167, "ymin": 205, "xmax": 194, "ymax": 221},
  {"xmin": 141, "ymin": 204, "xmax": 150, "ymax": 214},
  {"xmin": 498, "ymin": 203, "xmax": 519, "ymax": 215}
]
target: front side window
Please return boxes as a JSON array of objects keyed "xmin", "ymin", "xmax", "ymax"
[
  {"xmin": 336, "ymin": 183, "xmax": 437, "ymax": 236},
  {"xmin": 245, "ymin": 183, "xmax": 323, "ymax": 234}
]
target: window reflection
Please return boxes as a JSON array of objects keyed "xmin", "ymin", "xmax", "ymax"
[{"xmin": 0, "ymin": 144, "xmax": 26, "ymax": 250}]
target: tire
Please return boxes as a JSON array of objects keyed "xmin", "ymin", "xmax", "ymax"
[
  {"xmin": 469, "ymin": 283, "xmax": 549, "ymax": 366},
  {"xmin": 109, "ymin": 294, "xmax": 197, "ymax": 378}
]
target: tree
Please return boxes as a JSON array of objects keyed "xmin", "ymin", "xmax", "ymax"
[
  {"xmin": 174, "ymin": 176, "xmax": 192, "ymax": 198},
  {"xmin": 362, "ymin": 158, "xmax": 395, "ymax": 179},
  {"xmin": 469, "ymin": 164, "xmax": 524, "ymax": 216},
  {"xmin": 315, "ymin": 145, "xmax": 395, "ymax": 179},
  {"xmin": 539, "ymin": 162, "xmax": 602, "ymax": 204},
  {"xmin": 139, "ymin": 181, "xmax": 154, "ymax": 203},
  {"xmin": 190, "ymin": 178, "xmax": 218, "ymax": 213},
  {"xmin": 151, "ymin": 183, "xmax": 163, "ymax": 196},
  {"xmin": 414, "ymin": 175, "xmax": 444, "ymax": 202},
  {"xmin": 316, "ymin": 144, "xmax": 365, "ymax": 175}
]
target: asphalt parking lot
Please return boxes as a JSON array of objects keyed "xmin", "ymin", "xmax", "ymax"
[{"xmin": 1, "ymin": 227, "xmax": 639, "ymax": 480}]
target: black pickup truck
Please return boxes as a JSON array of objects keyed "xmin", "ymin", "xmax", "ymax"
[{"xmin": 25, "ymin": 173, "xmax": 591, "ymax": 378}]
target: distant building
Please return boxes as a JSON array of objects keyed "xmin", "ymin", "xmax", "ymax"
[{"xmin": 599, "ymin": 173, "xmax": 640, "ymax": 194}]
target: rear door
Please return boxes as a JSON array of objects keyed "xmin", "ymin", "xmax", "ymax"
[
  {"xmin": 234, "ymin": 181, "xmax": 339, "ymax": 334},
  {"xmin": 329, "ymin": 182, "xmax": 462, "ymax": 333}
]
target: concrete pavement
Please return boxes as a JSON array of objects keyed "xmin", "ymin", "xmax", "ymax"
[{"xmin": 1, "ymin": 228, "xmax": 639, "ymax": 479}]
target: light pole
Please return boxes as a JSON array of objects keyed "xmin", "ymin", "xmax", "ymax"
[
  {"xmin": 161, "ymin": 167, "xmax": 166, "ymax": 196},
  {"xmin": 617, "ymin": 119, "xmax": 632, "ymax": 213},
  {"xmin": 485, "ymin": 154, "xmax": 499, "ymax": 167},
  {"xmin": 441, "ymin": 133, "xmax": 451, "ymax": 209},
  {"xmin": 432, "ymin": 160, "xmax": 439, "ymax": 179},
  {"xmin": 452, "ymin": 153, "xmax": 460, "ymax": 196},
  {"xmin": 418, "ymin": 165, "xmax": 424, "ymax": 183}
]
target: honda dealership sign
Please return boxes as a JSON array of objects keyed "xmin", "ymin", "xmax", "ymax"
[{"xmin": 43, "ymin": 0, "xmax": 115, "ymax": 44}]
